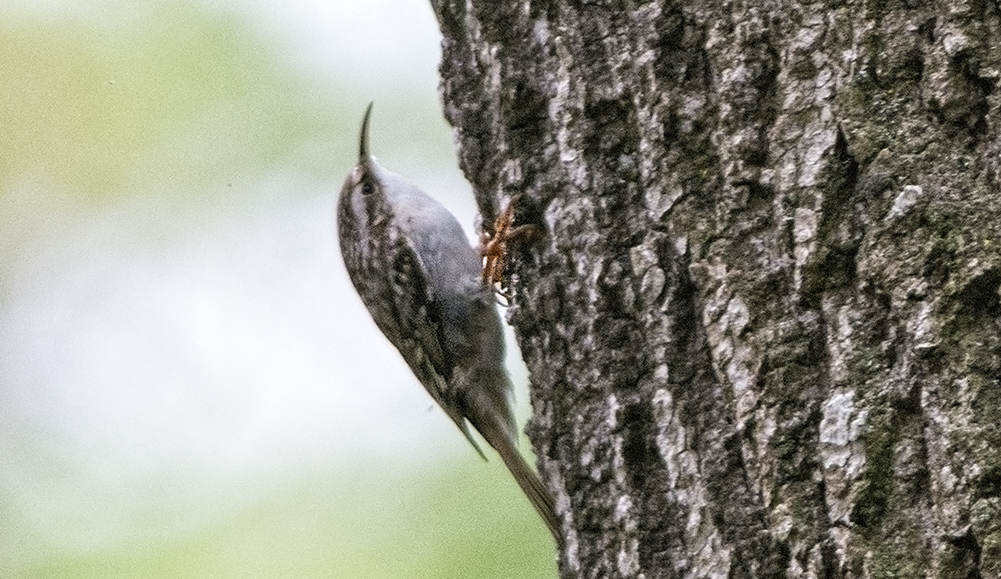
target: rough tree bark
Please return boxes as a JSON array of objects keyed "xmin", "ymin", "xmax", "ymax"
[{"xmin": 430, "ymin": 1, "xmax": 1001, "ymax": 577}]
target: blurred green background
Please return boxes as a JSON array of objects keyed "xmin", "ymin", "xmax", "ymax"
[{"xmin": 0, "ymin": 1, "xmax": 556, "ymax": 577}]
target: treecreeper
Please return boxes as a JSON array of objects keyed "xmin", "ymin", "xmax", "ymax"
[{"xmin": 335, "ymin": 103, "xmax": 560, "ymax": 545}]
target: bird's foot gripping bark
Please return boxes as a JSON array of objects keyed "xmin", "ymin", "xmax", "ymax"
[{"xmin": 478, "ymin": 195, "xmax": 542, "ymax": 303}]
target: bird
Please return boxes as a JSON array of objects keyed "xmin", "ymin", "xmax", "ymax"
[{"xmin": 336, "ymin": 103, "xmax": 560, "ymax": 543}]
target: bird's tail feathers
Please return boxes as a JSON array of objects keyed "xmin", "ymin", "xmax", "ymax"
[{"xmin": 485, "ymin": 423, "xmax": 562, "ymax": 547}]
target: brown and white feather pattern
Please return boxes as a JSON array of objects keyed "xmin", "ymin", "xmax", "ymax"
[{"xmin": 336, "ymin": 105, "xmax": 559, "ymax": 543}]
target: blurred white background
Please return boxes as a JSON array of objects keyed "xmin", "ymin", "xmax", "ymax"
[{"xmin": 0, "ymin": 1, "xmax": 553, "ymax": 577}]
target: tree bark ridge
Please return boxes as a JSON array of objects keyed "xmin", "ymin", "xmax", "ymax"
[{"xmin": 431, "ymin": 1, "xmax": 1001, "ymax": 577}]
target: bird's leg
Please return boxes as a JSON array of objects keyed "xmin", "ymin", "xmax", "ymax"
[{"xmin": 478, "ymin": 196, "xmax": 541, "ymax": 301}]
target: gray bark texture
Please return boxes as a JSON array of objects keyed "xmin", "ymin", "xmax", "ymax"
[{"xmin": 430, "ymin": 1, "xmax": 1001, "ymax": 577}]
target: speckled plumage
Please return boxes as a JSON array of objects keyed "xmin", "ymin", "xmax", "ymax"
[{"xmin": 336, "ymin": 104, "xmax": 559, "ymax": 543}]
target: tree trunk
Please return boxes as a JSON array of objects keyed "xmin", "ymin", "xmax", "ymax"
[{"xmin": 430, "ymin": 1, "xmax": 1001, "ymax": 577}]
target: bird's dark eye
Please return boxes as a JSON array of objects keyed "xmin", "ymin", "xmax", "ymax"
[{"xmin": 360, "ymin": 179, "xmax": 376, "ymax": 196}]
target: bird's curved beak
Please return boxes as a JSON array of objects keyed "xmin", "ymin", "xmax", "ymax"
[{"xmin": 359, "ymin": 102, "xmax": 374, "ymax": 163}]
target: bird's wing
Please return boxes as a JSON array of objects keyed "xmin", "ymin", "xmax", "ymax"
[{"xmin": 384, "ymin": 234, "xmax": 487, "ymax": 460}]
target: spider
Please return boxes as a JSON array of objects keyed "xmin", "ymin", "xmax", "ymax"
[{"xmin": 478, "ymin": 196, "xmax": 540, "ymax": 300}]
